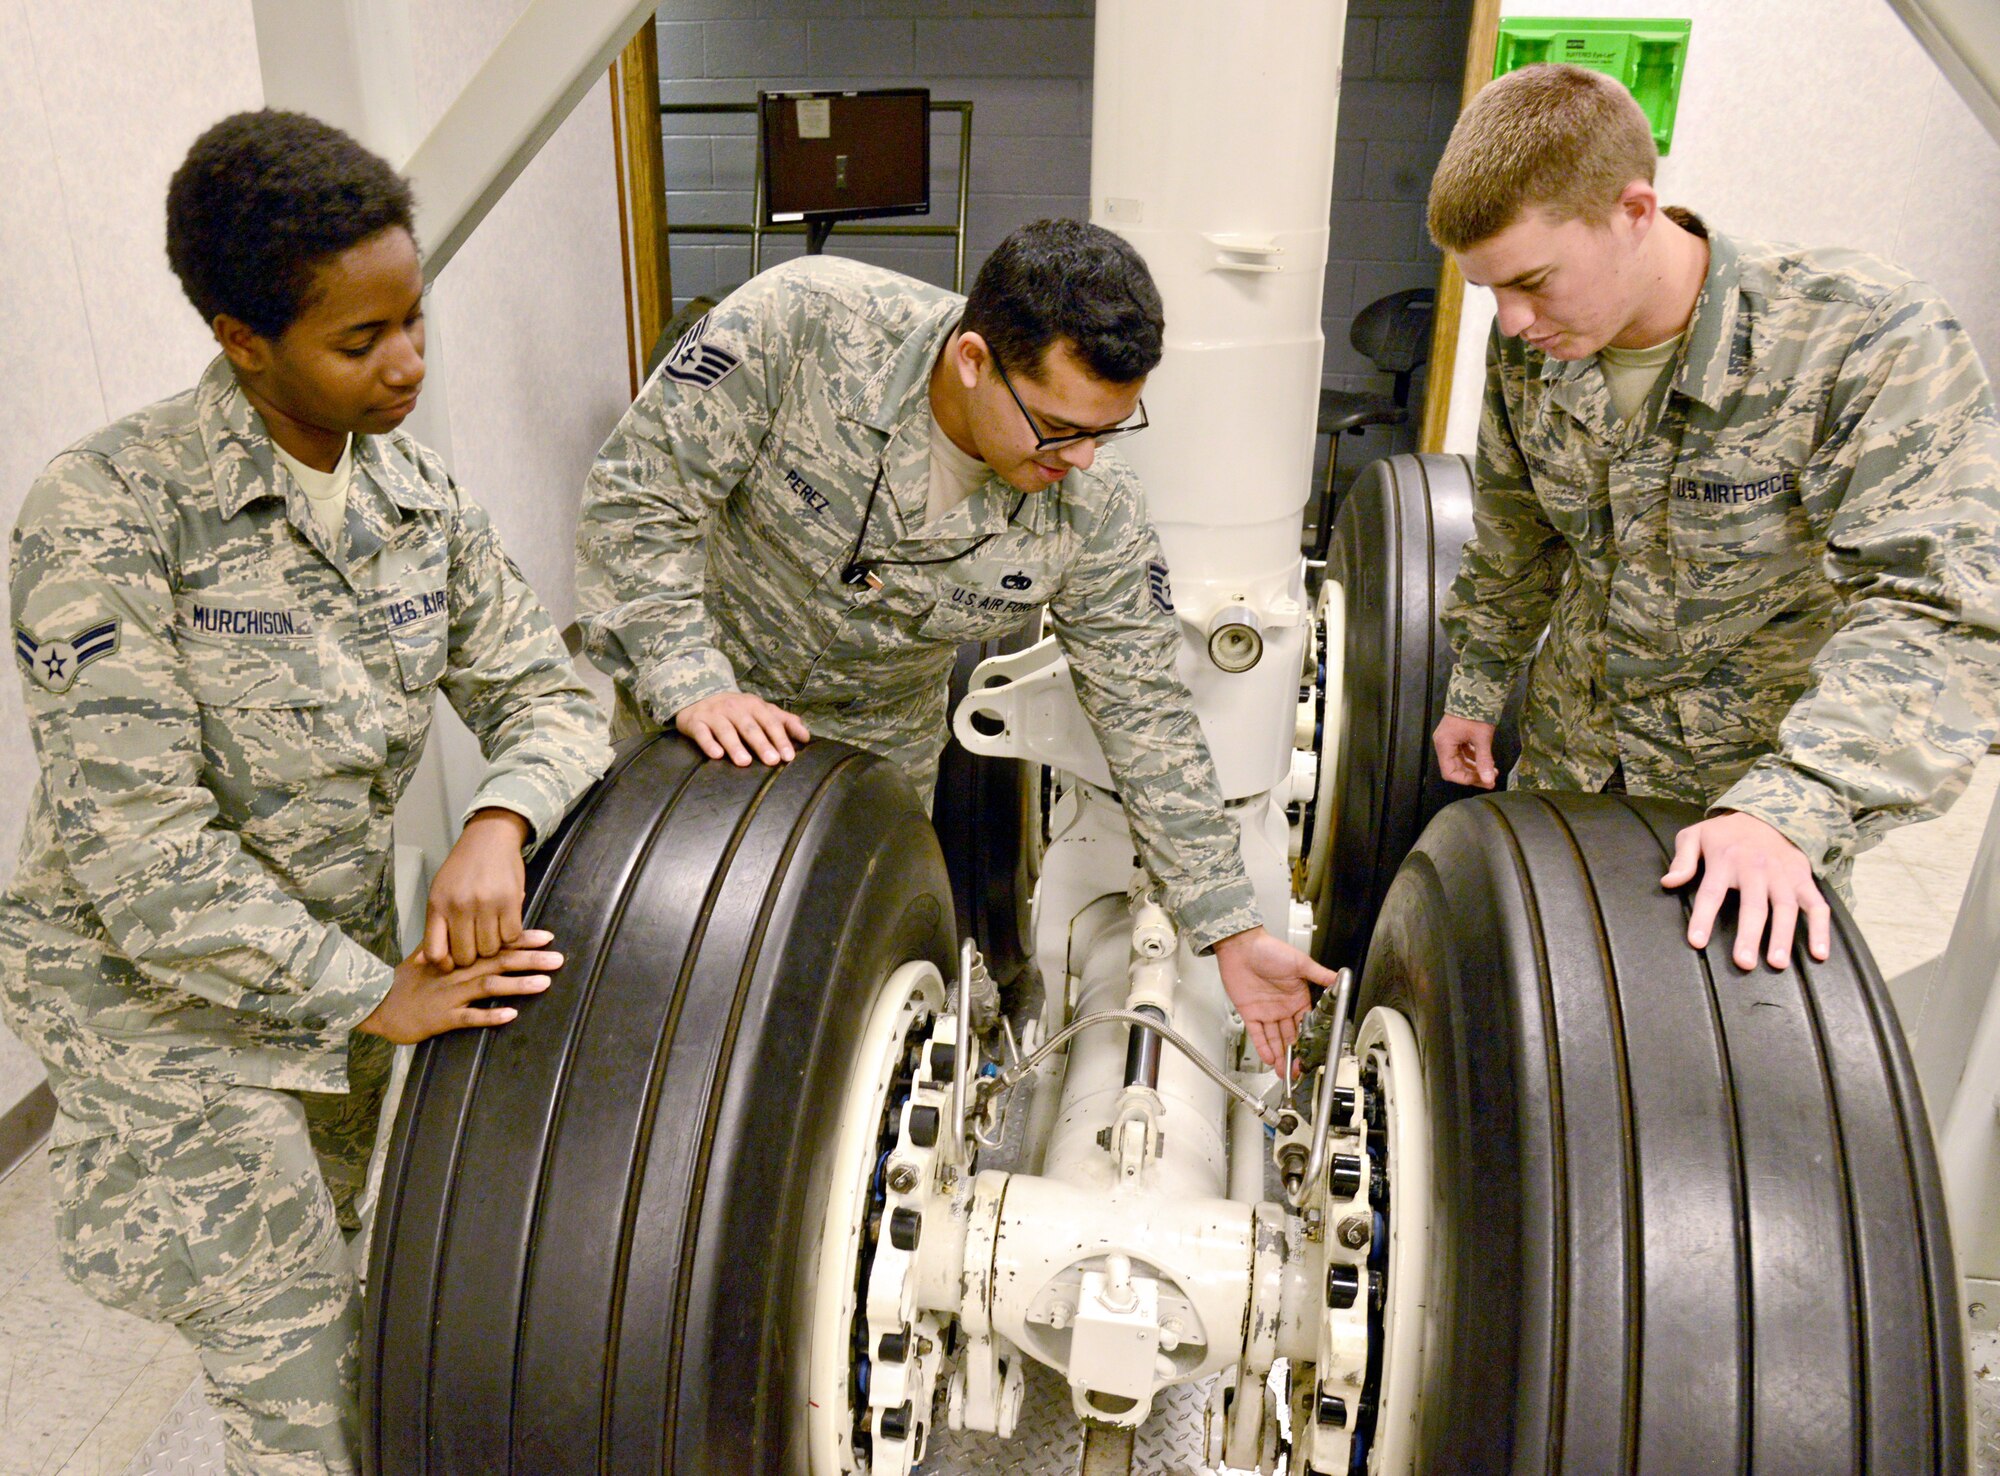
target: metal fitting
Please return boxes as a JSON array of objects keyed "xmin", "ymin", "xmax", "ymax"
[
  {"xmin": 1336, "ymin": 1214, "xmax": 1371, "ymax": 1250},
  {"xmin": 1206, "ymin": 604, "xmax": 1265, "ymax": 673}
]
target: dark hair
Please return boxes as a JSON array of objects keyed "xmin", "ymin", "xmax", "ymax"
[
  {"xmin": 961, "ymin": 219, "xmax": 1165, "ymax": 384},
  {"xmin": 166, "ymin": 109, "xmax": 417, "ymax": 339}
]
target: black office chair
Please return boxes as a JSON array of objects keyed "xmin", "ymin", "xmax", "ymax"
[{"xmin": 1309, "ymin": 286, "xmax": 1435, "ymax": 563}]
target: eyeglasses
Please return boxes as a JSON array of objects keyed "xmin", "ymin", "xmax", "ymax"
[{"xmin": 992, "ymin": 356, "xmax": 1148, "ymax": 451}]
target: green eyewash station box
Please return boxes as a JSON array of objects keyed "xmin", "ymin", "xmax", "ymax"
[{"xmin": 1494, "ymin": 17, "xmax": 1692, "ymax": 154}]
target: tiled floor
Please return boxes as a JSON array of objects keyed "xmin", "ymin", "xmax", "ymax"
[
  {"xmin": 0, "ymin": 1147, "xmax": 199, "ymax": 1476},
  {"xmin": 0, "ymin": 758, "xmax": 1995, "ymax": 1473}
]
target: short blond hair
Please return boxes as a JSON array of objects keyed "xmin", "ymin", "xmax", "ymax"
[{"xmin": 1427, "ymin": 63, "xmax": 1657, "ymax": 252}]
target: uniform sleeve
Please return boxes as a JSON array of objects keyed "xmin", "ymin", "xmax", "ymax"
[
  {"xmin": 574, "ymin": 276, "xmax": 793, "ymax": 724},
  {"xmin": 441, "ymin": 489, "xmax": 611, "ymax": 842},
  {"xmin": 9, "ymin": 456, "xmax": 391, "ymax": 1055},
  {"xmin": 1048, "ymin": 471, "xmax": 1260, "ymax": 951},
  {"xmin": 1714, "ymin": 285, "xmax": 2000, "ymax": 871},
  {"xmin": 1440, "ymin": 328, "xmax": 1571, "ymax": 723}
]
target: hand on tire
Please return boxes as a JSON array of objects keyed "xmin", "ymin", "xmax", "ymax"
[
  {"xmin": 358, "ymin": 931, "xmax": 564, "ymax": 1045},
  {"xmin": 1662, "ymin": 812, "xmax": 1832, "ymax": 971},
  {"xmin": 676, "ymin": 691, "xmax": 811, "ymax": 767},
  {"xmin": 1433, "ymin": 713, "xmax": 1499, "ymax": 789},
  {"xmin": 423, "ymin": 807, "xmax": 531, "ymax": 967},
  {"xmin": 1214, "ymin": 926, "xmax": 1341, "ymax": 1067}
]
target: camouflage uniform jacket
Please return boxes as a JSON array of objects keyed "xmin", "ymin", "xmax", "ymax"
[
  {"xmin": 576, "ymin": 256, "xmax": 1259, "ymax": 949},
  {"xmin": 1443, "ymin": 220, "xmax": 2000, "ymax": 878},
  {"xmin": 2, "ymin": 356, "xmax": 609, "ymax": 1135}
]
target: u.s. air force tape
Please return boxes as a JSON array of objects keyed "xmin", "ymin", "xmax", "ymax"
[
  {"xmin": 15, "ymin": 619, "xmax": 120, "ymax": 694},
  {"xmin": 660, "ymin": 313, "xmax": 741, "ymax": 390}
]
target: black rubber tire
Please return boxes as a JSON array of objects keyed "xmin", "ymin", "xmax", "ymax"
[
  {"xmin": 1358, "ymin": 790, "xmax": 1965, "ymax": 1475},
  {"xmin": 361, "ymin": 733, "xmax": 956, "ymax": 1475},
  {"xmin": 1322, "ymin": 451, "xmax": 1520, "ymax": 979},
  {"xmin": 931, "ymin": 624, "xmax": 1041, "ymax": 992}
]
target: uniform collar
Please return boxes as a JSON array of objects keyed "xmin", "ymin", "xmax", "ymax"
[
  {"xmin": 1674, "ymin": 225, "xmax": 1741, "ymax": 412},
  {"xmin": 842, "ymin": 296, "xmax": 964, "ymax": 434},
  {"xmin": 197, "ymin": 354, "xmax": 450, "ymax": 525}
]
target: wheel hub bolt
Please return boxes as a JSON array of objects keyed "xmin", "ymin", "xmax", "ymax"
[
  {"xmin": 907, "ymin": 1104, "xmax": 940, "ymax": 1148},
  {"xmin": 1329, "ymin": 1152, "xmax": 1363, "ymax": 1199},
  {"xmin": 1337, "ymin": 1214, "xmax": 1371, "ymax": 1249},
  {"xmin": 889, "ymin": 1207, "xmax": 922, "ymax": 1251},
  {"xmin": 877, "ymin": 1329, "xmax": 909, "ymax": 1363},
  {"xmin": 1316, "ymin": 1391, "xmax": 1348, "ymax": 1428},
  {"xmin": 1326, "ymin": 1263, "xmax": 1360, "ymax": 1309},
  {"xmin": 880, "ymin": 1401, "xmax": 915, "ymax": 1440},
  {"xmin": 886, "ymin": 1163, "xmax": 919, "ymax": 1195}
]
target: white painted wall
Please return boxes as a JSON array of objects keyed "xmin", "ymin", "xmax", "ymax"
[
  {"xmin": 0, "ymin": 0, "xmax": 628, "ymax": 1123},
  {"xmin": 0, "ymin": 0, "xmax": 264, "ymax": 1119},
  {"xmin": 1442, "ymin": 0, "xmax": 2000, "ymax": 452}
]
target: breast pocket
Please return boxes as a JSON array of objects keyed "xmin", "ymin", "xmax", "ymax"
[
  {"xmin": 178, "ymin": 628, "xmax": 378, "ymax": 794},
  {"xmin": 389, "ymin": 613, "xmax": 446, "ymax": 693}
]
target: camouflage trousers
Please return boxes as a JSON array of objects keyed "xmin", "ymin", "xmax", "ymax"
[{"xmin": 48, "ymin": 1034, "xmax": 392, "ymax": 1475}]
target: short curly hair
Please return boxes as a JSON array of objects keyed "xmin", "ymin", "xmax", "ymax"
[
  {"xmin": 166, "ymin": 110, "xmax": 416, "ymax": 339},
  {"xmin": 962, "ymin": 219, "xmax": 1165, "ymax": 384}
]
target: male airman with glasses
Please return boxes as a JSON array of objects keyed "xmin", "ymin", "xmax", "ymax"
[{"xmin": 576, "ymin": 218, "xmax": 1334, "ymax": 1066}]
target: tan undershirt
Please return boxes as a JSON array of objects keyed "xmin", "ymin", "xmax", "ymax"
[
  {"xmin": 926, "ymin": 410, "xmax": 990, "ymax": 526},
  {"xmin": 1598, "ymin": 331, "xmax": 1685, "ymax": 422},
  {"xmin": 274, "ymin": 436, "xmax": 354, "ymax": 537}
]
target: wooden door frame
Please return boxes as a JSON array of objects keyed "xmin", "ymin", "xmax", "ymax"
[
  {"xmin": 1417, "ymin": 0, "xmax": 1502, "ymax": 453},
  {"xmin": 609, "ymin": 18, "xmax": 670, "ymax": 399}
]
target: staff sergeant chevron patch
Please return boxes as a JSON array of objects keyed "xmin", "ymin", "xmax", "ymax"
[
  {"xmin": 15, "ymin": 619, "xmax": 119, "ymax": 694},
  {"xmin": 659, "ymin": 314, "xmax": 741, "ymax": 390}
]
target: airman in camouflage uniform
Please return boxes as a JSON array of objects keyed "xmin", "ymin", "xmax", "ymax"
[
  {"xmin": 1427, "ymin": 65, "xmax": 2000, "ymax": 969},
  {"xmin": 576, "ymin": 249, "xmax": 1264, "ymax": 950},
  {"xmin": 3, "ymin": 112, "xmax": 607, "ymax": 1474},
  {"xmin": 580, "ymin": 223, "xmax": 1342, "ymax": 1069},
  {"xmin": 1444, "ymin": 222, "xmax": 2000, "ymax": 891}
]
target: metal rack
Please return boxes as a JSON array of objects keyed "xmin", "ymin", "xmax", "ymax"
[{"xmin": 662, "ymin": 99, "xmax": 974, "ymax": 291}]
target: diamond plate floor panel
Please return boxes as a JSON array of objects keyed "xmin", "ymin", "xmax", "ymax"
[
  {"xmin": 916, "ymin": 1356, "xmax": 1216, "ymax": 1476},
  {"xmin": 125, "ymin": 1379, "xmax": 226, "ymax": 1476},
  {"xmin": 1975, "ymin": 1327, "xmax": 1999, "ymax": 1476}
]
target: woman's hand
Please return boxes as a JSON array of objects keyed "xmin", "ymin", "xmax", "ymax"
[
  {"xmin": 425, "ymin": 807, "xmax": 532, "ymax": 967},
  {"xmin": 359, "ymin": 931, "xmax": 564, "ymax": 1045}
]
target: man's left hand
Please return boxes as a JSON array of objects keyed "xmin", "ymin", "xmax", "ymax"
[
  {"xmin": 1214, "ymin": 926, "xmax": 1341, "ymax": 1068},
  {"xmin": 1661, "ymin": 811, "xmax": 1832, "ymax": 971},
  {"xmin": 425, "ymin": 807, "xmax": 533, "ymax": 968}
]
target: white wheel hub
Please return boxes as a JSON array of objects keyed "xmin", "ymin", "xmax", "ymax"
[
  {"xmin": 805, "ymin": 960, "xmax": 953, "ymax": 1475},
  {"xmin": 1355, "ymin": 1005, "xmax": 1432, "ymax": 1475}
]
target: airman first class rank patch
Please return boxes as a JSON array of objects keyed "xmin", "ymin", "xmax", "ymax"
[
  {"xmin": 660, "ymin": 313, "xmax": 741, "ymax": 390},
  {"xmin": 15, "ymin": 619, "xmax": 119, "ymax": 694}
]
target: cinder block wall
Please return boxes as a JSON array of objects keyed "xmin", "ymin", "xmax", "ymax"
[
  {"xmin": 652, "ymin": 0, "xmax": 1471, "ymax": 425},
  {"xmin": 654, "ymin": 0, "xmax": 1095, "ymax": 321}
]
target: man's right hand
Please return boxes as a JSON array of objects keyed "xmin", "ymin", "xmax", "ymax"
[
  {"xmin": 357, "ymin": 930, "xmax": 564, "ymax": 1045},
  {"xmin": 1433, "ymin": 713, "xmax": 1499, "ymax": 788},
  {"xmin": 676, "ymin": 691, "xmax": 811, "ymax": 766}
]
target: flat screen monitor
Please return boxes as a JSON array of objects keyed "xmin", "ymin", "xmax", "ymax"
[{"xmin": 759, "ymin": 88, "xmax": 931, "ymax": 226}]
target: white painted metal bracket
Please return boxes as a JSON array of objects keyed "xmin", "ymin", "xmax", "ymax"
[{"xmin": 952, "ymin": 637, "xmax": 1115, "ymax": 791}]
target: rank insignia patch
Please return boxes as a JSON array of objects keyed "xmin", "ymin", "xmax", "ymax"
[
  {"xmin": 659, "ymin": 313, "xmax": 741, "ymax": 390},
  {"xmin": 1146, "ymin": 559, "xmax": 1174, "ymax": 614},
  {"xmin": 15, "ymin": 619, "xmax": 119, "ymax": 693}
]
